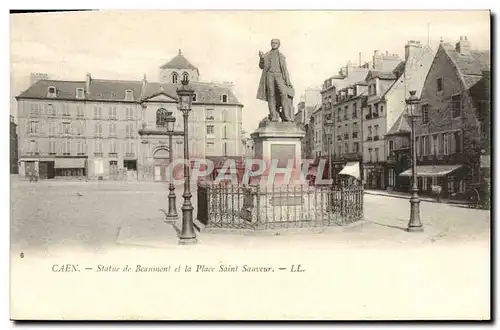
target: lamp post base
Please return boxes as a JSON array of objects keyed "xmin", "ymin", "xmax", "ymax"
[
  {"xmin": 166, "ymin": 184, "xmax": 178, "ymax": 222},
  {"xmin": 407, "ymin": 225, "xmax": 424, "ymax": 233},
  {"xmin": 407, "ymin": 190, "xmax": 423, "ymax": 232},
  {"xmin": 178, "ymin": 237, "xmax": 198, "ymax": 245}
]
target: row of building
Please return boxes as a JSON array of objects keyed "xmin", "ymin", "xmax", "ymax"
[
  {"xmin": 296, "ymin": 36, "xmax": 490, "ymax": 200},
  {"xmin": 14, "ymin": 50, "xmax": 252, "ymax": 181}
]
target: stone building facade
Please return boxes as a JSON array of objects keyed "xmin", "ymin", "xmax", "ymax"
[
  {"xmin": 10, "ymin": 115, "xmax": 18, "ymax": 174},
  {"xmin": 16, "ymin": 51, "xmax": 244, "ymax": 181},
  {"xmin": 409, "ymin": 37, "xmax": 490, "ymax": 198}
]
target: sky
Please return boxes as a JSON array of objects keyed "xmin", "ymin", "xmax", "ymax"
[{"xmin": 10, "ymin": 10, "xmax": 490, "ymax": 132}]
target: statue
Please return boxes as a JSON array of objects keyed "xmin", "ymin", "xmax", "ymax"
[{"xmin": 256, "ymin": 39, "xmax": 295, "ymax": 122}]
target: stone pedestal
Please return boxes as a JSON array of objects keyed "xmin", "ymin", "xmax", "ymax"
[{"xmin": 250, "ymin": 121, "xmax": 306, "ymax": 185}]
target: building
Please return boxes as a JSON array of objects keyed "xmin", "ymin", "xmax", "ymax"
[
  {"xmin": 311, "ymin": 104, "xmax": 323, "ymax": 157},
  {"xmin": 15, "ymin": 50, "xmax": 244, "ymax": 181},
  {"xmin": 385, "ymin": 112, "xmax": 411, "ymax": 191},
  {"xmin": 10, "ymin": 115, "xmax": 18, "ymax": 174},
  {"xmin": 330, "ymin": 82, "xmax": 368, "ymax": 182},
  {"xmin": 363, "ymin": 41, "xmax": 434, "ymax": 190},
  {"xmin": 400, "ymin": 36, "xmax": 490, "ymax": 199}
]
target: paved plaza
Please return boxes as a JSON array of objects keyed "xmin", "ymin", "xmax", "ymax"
[
  {"xmin": 10, "ymin": 177, "xmax": 491, "ymax": 253},
  {"xmin": 10, "ymin": 177, "xmax": 491, "ymax": 320}
]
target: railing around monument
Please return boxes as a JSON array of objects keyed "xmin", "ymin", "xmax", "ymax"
[{"xmin": 196, "ymin": 183, "xmax": 364, "ymax": 230}]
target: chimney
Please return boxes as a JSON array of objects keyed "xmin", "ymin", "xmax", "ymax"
[
  {"xmin": 455, "ymin": 36, "xmax": 471, "ymax": 55},
  {"xmin": 373, "ymin": 50, "xmax": 382, "ymax": 70},
  {"xmin": 359, "ymin": 52, "xmax": 362, "ymax": 67},
  {"xmin": 85, "ymin": 73, "xmax": 92, "ymax": 96},
  {"xmin": 405, "ymin": 40, "xmax": 423, "ymax": 60}
]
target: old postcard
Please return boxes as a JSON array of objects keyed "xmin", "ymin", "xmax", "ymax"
[{"xmin": 9, "ymin": 10, "xmax": 491, "ymax": 320}]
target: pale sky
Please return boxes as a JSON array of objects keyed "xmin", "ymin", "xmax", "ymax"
[{"xmin": 10, "ymin": 10, "xmax": 490, "ymax": 132}]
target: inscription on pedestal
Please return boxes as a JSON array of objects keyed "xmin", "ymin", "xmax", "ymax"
[{"xmin": 270, "ymin": 144, "xmax": 296, "ymax": 168}]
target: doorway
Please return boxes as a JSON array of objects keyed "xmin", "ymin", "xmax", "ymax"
[{"xmin": 153, "ymin": 148, "xmax": 170, "ymax": 182}]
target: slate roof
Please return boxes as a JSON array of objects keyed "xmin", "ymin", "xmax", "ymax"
[
  {"xmin": 444, "ymin": 47, "xmax": 490, "ymax": 89},
  {"xmin": 366, "ymin": 70, "xmax": 398, "ymax": 81},
  {"xmin": 160, "ymin": 50, "xmax": 199, "ymax": 72},
  {"xmin": 386, "ymin": 112, "xmax": 411, "ymax": 136},
  {"xmin": 17, "ymin": 78, "xmax": 242, "ymax": 106}
]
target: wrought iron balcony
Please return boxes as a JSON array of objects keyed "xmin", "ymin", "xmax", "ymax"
[
  {"xmin": 373, "ymin": 112, "xmax": 380, "ymax": 118},
  {"xmin": 366, "ymin": 136, "xmax": 373, "ymax": 141},
  {"xmin": 344, "ymin": 133, "xmax": 349, "ymax": 139},
  {"xmin": 352, "ymin": 132, "xmax": 358, "ymax": 138},
  {"xmin": 374, "ymin": 136, "xmax": 380, "ymax": 141},
  {"xmin": 365, "ymin": 114, "xmax": 372, "ymax": 120}
]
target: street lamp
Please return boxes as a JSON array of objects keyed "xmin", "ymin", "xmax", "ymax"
[
  {"xmin": 165, "ymin": 111, "xmax": 178, "ymax": 222},
  {"xmin": 405, "ymin": 90, "xmax": 423, "ymax": 232},
  {"xmin": 324, "ymin": 118, "xmax": 334, "ymax": 181},
  {"xmin": 176, "ymin": 76, "xmax": 197, "ymax": 244}
]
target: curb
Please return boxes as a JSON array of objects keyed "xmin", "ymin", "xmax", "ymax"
[{"xmin": 364, "ymin": 191, "xmax": 473, "ymax": 206}]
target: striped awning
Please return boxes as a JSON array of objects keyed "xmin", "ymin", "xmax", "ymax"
[{"xmin": 399, "ymin": 165, "xmax": 463, "ymax": 177}]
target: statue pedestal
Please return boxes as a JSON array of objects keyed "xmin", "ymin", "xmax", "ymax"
[{"xmin": 250, "ymin": 121, "xmax": 306, "ymax": 186}]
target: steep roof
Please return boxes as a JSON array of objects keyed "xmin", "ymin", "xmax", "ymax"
[
  {"xmin": 160, "ymin": 50, "xmax": 199, "ymax": 72},
  {"xmin": 17, "ymin": 78, "xmax": 242, "ymax": 106},
  {"xmin": 386, "ymin": 112, "xmax": 411, "ymax": 136},
  {"xmin": 444, "ymin": 47, "xmax": 490, "ymax": 89}
]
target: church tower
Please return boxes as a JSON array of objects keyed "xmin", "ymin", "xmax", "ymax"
[{"xmin": 158, "ymin": 49, "xmax": 200, "ymax": 84}]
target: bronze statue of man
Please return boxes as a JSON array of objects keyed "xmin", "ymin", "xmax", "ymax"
[{"xmin": 256, "ymin": 39, "xmax": 294, "ymax": 122}]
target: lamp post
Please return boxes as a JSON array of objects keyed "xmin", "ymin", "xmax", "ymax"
[
  {"xmin": 176, "ymin": 76, "xmax": 197, "ymax": 244},
  {"xmin": 165, "ymin": 111, "xmax": 178, "ymax": 222},
  {"xmin": 406, "ymin": 90, "xmax": 423, "ymax": 232},
  {"xmin": 324, "ymin": 118, "xmax": 334, "ymax": 182}
]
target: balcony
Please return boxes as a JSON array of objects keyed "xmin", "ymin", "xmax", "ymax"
[
  {"xmin": 374, "ymin": 136, "xmax": 380, "ymax": 141},
  {"xmin": 125, "ymin": 152, "xmax": 135, "ymax": 157},
  {"xmin": 337, "ymin": 135, "xmax": 342, "ymax": 141},
  {"xmin": 365, "ymin": 114, "xmax": 372, "ymax": 120},
  {"xmin": 352, "ymin": 132, "xmax": 358, "ymax": 138},
  {"xmin": 343, "ymin": 133, "xmax": 349, "ymax": 139},
  {"xmin": 63, "ymin": 152, "xmax": 71, "ymax": 156},
  {"xmin": 77, "ymin": 152, "xmax": 85, "ymax": 156},
  {"xmin": 341, "ymin": 152, "xmax": 362, "ymax": 161},
  {"xmin": 206, "ymin": 116, "xmax": 214, "ymax": 120},
  {"xmin": 366, "ymin": 136, "xmax": 373, "ymax": 141},
  {"xmin": 373, "ymin": 112, "xmax": 380, "ymax": 118},
  {"xmin": 94, "ymin": 152, "xmax": 103, "ymax": 157},
  {"xmin": 108, "ymin": 152, "xmax": 118, "ymax": 157},
  {"xmin": 49, "ymin": 152, "xmax": 56, "ymax": 156}
]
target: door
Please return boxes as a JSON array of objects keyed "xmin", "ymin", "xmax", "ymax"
[
  {"xmin": 39, "ymin": 162, "xmax": 48, "ymax": 179},
  {"xmin": 109, "ymin": 161, "xmax": 119, "ymax": 180},
  {"xmin": 154, "ymin": 165, "xmax": 162, "ymax": 181}
]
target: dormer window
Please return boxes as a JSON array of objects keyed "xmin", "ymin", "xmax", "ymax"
[
  {"xmin": 172, "ymin": 72, "xmax": 178, "ymax": 84},
  {"xmin": 221, "ymin": 94, "xmax": 228, "ymax": 103},
  {"xmin": 76, "ymin": 88, "xmax": 84, "ymax": 99},
  {"xmin": 182, "ymin": 72, "xmax": 189, "ymax": 82},
  {"xmin": 193, "ymin": 93, "xmax": 197, "ymax": 102},
  {"xmin": 125, "ymin": 89, "xmax": 133, "ymax": 101},
  {"xmin": 47, "ymin": 86, "xmax": 57, "ymax": 97}
]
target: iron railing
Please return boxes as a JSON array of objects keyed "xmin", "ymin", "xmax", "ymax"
[{"xmin": 197, "ymin": 183, "xmax": 364, "ymax": 230}]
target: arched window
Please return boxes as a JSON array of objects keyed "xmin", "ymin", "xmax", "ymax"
[
  {"xmin": 182, "ymin": 72, "xmax": 189, "ymax": 82},
  {"xmin": 156, "ymin": 108, "xmax": 169, "ymax": 127},
  {"xmin": 172, "ymin": 72, "xmax": 178, "ymax": 84}
]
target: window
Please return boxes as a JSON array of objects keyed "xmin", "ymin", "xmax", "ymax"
[
  {"xmin": 368, "ymin": 148, "xmax": 373, "ymax": 163},
  {"xmin": 76, "ymin": 88, "xmax": 84, "ymax": 99},
  {"xmin": 373, "ymin": 103, "xmax": 379, "ymax": 116},
  {"xmin": 422, "ymin": 136, "xmax": 428, "ymax": 156},
  {"xmin": 172, "ymin": 72, "xmax": 178, "ymax": 84},
  {"xmin": 353, "ymin": 142, "xmax": 359, "ymax": 153},
  {"xmin": 389, "ymin": 140, "xmax": 394, "ymax": 155},
  {"xmin": 182, "ymin": 72, "xmax": 189, "ymax": 81},
  {"xmin": 207, "ymin": 142, "xmax": 214, "ymax": 149},
  {"xmin": 368, "ymin": 126, "xmax": 372, "ymax": 138},
  {"xmin": 77, "ymin": 105, "xmax": 84, "ymax": 117},
  {"xmin": 63, "ymin": 122, "xmax": 71, "ymax": 134},
  {"xmin": 108, "ymin": 123, "xmax": 115, "ymax": 136},
  {"xmin": 28, "ymin": 121, "xmax": 39, "ymax": 134},
  {"xmin": 109, "ymin": 141, "xmax": 117, "ymax": 154},
  {"xmin": 352, "ymin": 103, "xmax": 357, "ymax": 118},
  {"xmin": 223, "ymin": 125, "xmax": 227, "ymax": 139},
  {"xmin": 368, "ymin": 85, "xmax": 372, "ymax": 95},
  {"xmin": 126, "ymin": 142, "xmax": 135, "ymax": 155},
  {"xmin": 95, "ymin": 140, "xmax": 102, "ymax": 155},
  {"xmin": 432, "ymin": 135, "xmax": 438, "ymax": 155},
  {"xmin": 352, "ymin": 122, "xmax": 358, "ymax": 132},
  {"xmin": 223, "ymin": 142, "xmax": 228, "ymax": 156},
  {"xmin": 206, "ymin": 125, "xmax": 214, "ymax": 135},
  {"xmin": 47, "ymin": 104, "xmax": 56, "ymax": 116},
  {"xmin": 94, "ymin": 123, "xmax": 102, "ymax": 136},
  {"xmin": 422, "ymin": 104, "xmax": 429, "ymax": 123},
  {"xmin": 193, "ymin": 93, "xmax": 197, "ymax": 102},
  {"xmin": 416, "ymin": 137, "xmax": 420, "ymax": 156},
  {"xmin": 438, "ymin": 134, "xmax": 444, "ymax": 155},
  {"xmin": 221, "ymin": 94, "xmax": 228, "ymax": 103},
  {"xmin": 125, "ymin": 107, "xmax": 134, "ymax": 120},
  {"xmin": 437, "ymin": 78, "xmax": 443, "ymax": 92},
  {"xmin": 222, "ymin": 110, "xmax": 228, "ymax": 122},
  {"xmin": 156, "ymin": 108, "xmax": 169, "ymax": 127},
  {"xmin": 375, "ymin": 148, "xmax": 379, "ymax": 162},
  {"xmin": 126, "ymin": 124, "xmax": 134, "ymax": 137},
  {"xmin": 374, "ymin": 125, "xmax": 379, "ymax": 137},
  {"xmin": 337, "ymin": 108, "xmax": 342, "ymax": 121},
  {"xmin": 448, "ymin": 176, "xmax": 454, "ymax": 193},
  {"xmin": 49, "ymin": 122, "xmax": 56, "ymax": 136},
  {"xmin": 48, "ymin": 86, "xmax": 56, "ymax": 96},
  {"xmin": 454, "ymin": 131, "xmax": 462, "ymax": 153},
  {"xmin": 443, "ymin": 134, "xmax": 450, "ymax": 155},
  {"xmin": 372, "ymin": 84, "xmax": 377, "ymax": 95},
  {"xmin": 49, "ymin": 140, "xmax": 56, "ymax": 155},
  {"xmin": 93, "ymin": 106, "xmax": 102, "ymax": 118},
  {"xmin": 344, "ymin": 106, "xmax": 348, "ymax": 119},
  {"xmin": 125, "ymin": 89, "xmax": 133, "ymax": 101},
  {"xmin": 451, "ymin": 95, "xmax": 461, "ymax": 118},
  {"xmin": 345, "ymin": 143, "xmax": 349, "ymax": 153}
]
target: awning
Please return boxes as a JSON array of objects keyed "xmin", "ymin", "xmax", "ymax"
[
  {"xmin": 54, "ymin": 158, "xmax": 86, "ymax": 169},
  {"xmin": 339, "ymin": 161, "xmax": 360, "ymax": 180},
  {"xmin": 399, "ymin": 165, "xmax": 463, "ymax": 178}
]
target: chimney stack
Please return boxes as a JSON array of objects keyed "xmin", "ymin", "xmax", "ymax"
[
  {"xmin": 405, "ymin": 40, "xmax": 423, "ymax": 60},
  {"xmin": 85, "ymin": 73, "xmax": 92, "ymax": 97},
  {"xmin": 455, "ymin": 36, "xmax": 471, "ymax": 55},
  {"xmin": 359, "ymin": 52, "xmax": 362, "ymax": 67}
]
